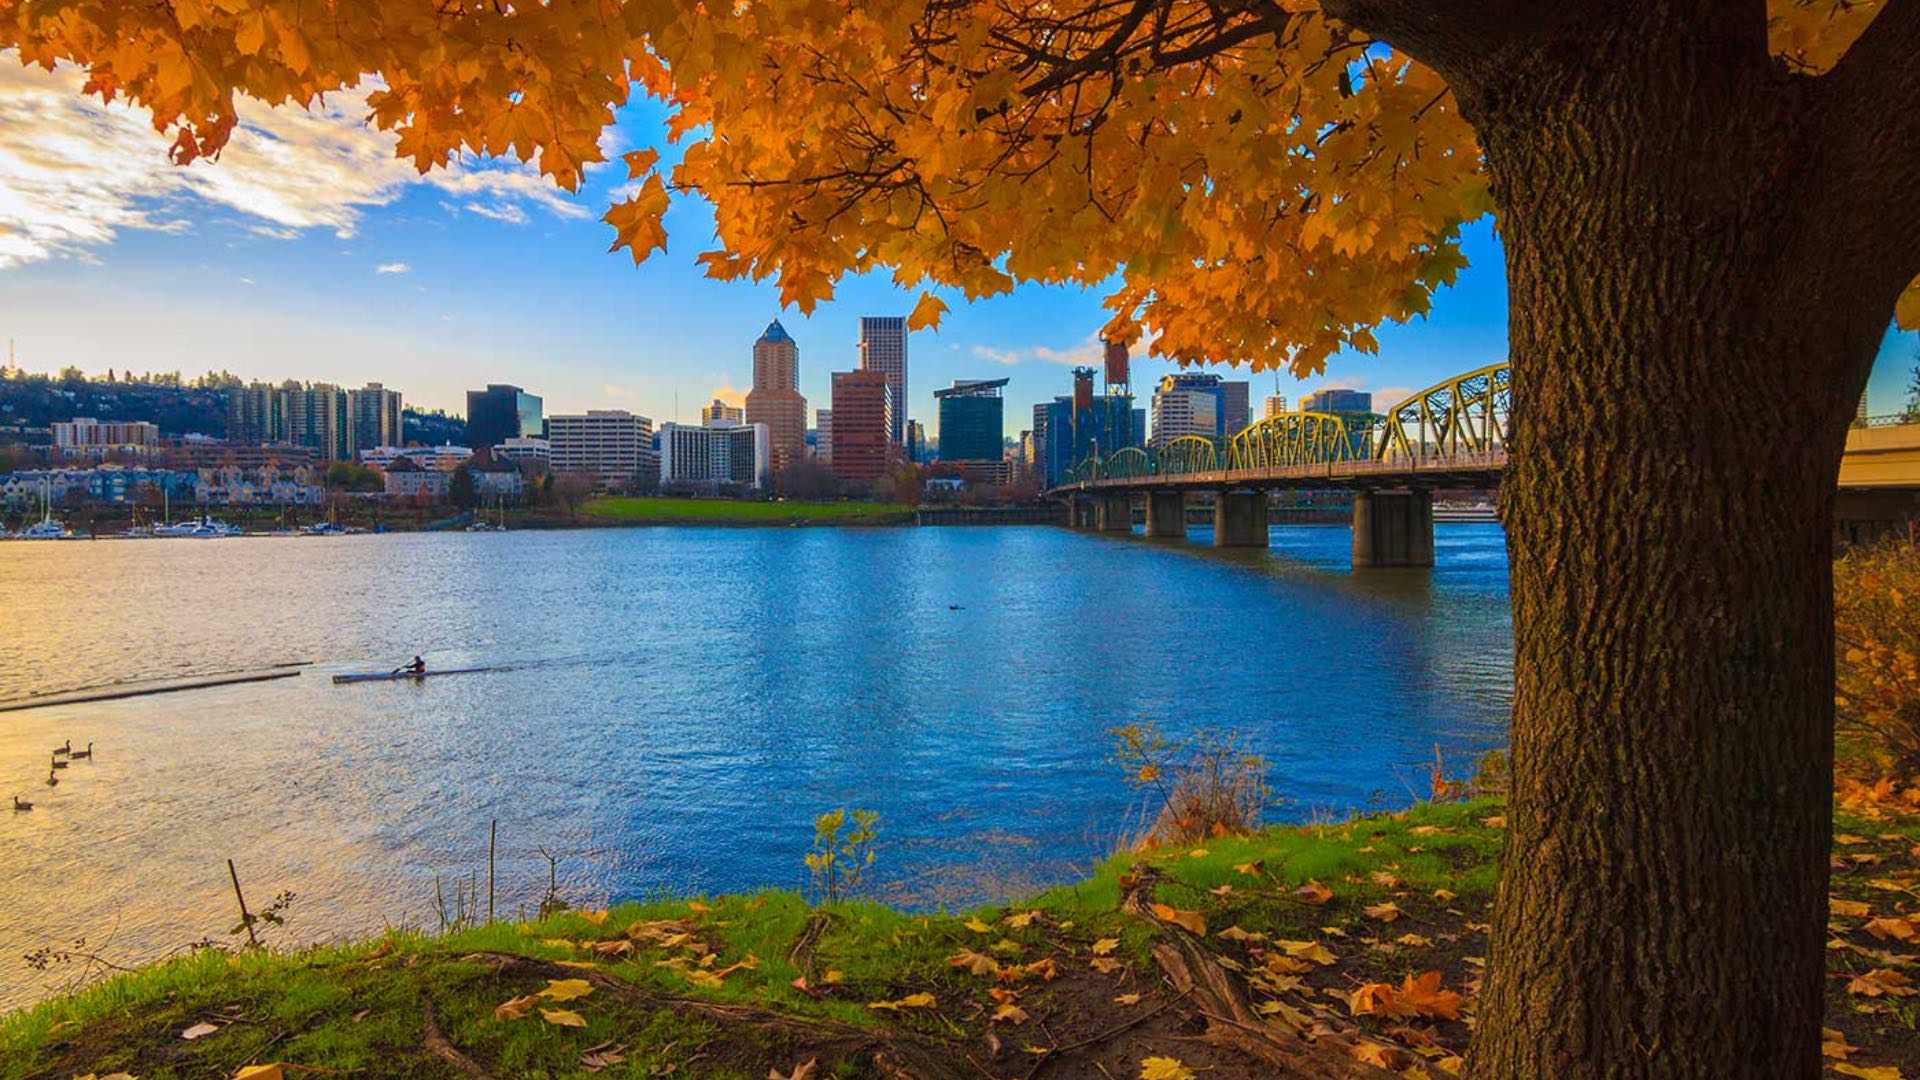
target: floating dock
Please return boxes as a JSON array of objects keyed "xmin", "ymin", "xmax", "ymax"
[{"xmin": 0, "ymin": 665, "xmax": 307, "ymax": 714}]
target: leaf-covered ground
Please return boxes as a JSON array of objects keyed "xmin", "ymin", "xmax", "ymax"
[{"xmin": 3, "ymin": 795, "xmax": 1916, "ymax": 1079}]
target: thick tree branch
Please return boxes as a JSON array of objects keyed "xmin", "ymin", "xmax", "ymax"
[{"xmin": 1819, "ymin": 0, "xmax": 1920, "ymax": 276}]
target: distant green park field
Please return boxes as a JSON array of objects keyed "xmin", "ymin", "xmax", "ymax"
[{"xmin": 582, "ymin": 496, "xmax": 912, "ymax": 525}]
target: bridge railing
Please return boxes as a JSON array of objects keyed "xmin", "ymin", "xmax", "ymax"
[{"xmin": 1053, "ymin": 360, "xmax": 1514, "ymax": 490}]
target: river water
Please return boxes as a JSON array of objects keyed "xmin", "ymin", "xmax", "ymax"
[{"xmin": 0, "ymin": 523, "xmax": 1511, "ymax": 1008}]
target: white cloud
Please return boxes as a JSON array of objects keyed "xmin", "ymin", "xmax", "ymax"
[
  {"xmin": 461, "ymin": 201, "xmax": 529, "ymax": 225},
  {"xmin": 970, "ymin": 331, "xmax": 1105, "ymax": 368},
  {"xmin": 708, "ymin": 385, "xmax": 746, "ymax": 407},
  {"xmin": 0, "ymin": 63, "xmax": 588, "ymax": 269},
  {"xmin": 237, "ymin": 276, "xmax": 256, "ymax": 286},
  {"xmin": 375, "ymin": 262, "xmax": 410, "ymax": 274}
]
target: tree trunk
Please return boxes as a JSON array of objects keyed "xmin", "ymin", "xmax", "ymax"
[{"xmin": 1444, "ymin": 21, "xmax": 1905, "ymax": 1080}]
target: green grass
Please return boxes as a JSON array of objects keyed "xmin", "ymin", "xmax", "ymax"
[
  {"xmin": 583, "ymin": 496, "xmax": 912, "ymax": 525},
  {"xmin": 0, "ymin": 800, "xmax": 1509, "ymax": 1079}
]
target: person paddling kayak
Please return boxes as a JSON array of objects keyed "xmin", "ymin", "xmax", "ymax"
[{"xmin": 393, "ymin": 655, "xmax": 426, "ymax": 676}]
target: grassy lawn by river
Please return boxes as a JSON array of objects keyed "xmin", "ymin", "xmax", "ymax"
[
  {"xmin": 583, "ymin": 497, "xmax": 912, "ymax": 526},
  {"xmin": 4, "ymin": 792, "xmax": 1917, "ymax": 1079}
]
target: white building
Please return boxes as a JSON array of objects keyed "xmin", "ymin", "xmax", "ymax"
[
  {"xmin": 548, "ymin": 410, "xmax": 656, "ymax": 490},
  {"xmin": 658, "ymin": 421, "xmax": 769, "ymax": 491},
  {"xmin": 382, "ymin": 460, "xmax": 451, "ymax": 500},
  {"xmin": 358, "ymin": 444, "xmax": 473, "ymax": 471},
  {"xmin": 494, "ymin": 437, "xmax": 551, "ymax": 469},
  {"xmin": 53, "ymin": 417, "xmax": 160, "ymax": 460},
  {"xmin": 815, "ymin": 408, "xmax": 833, "ymax": 463},
  {"xmin": 1150, "ymin": 374, "xmax": 1224, "ymax": 448}
]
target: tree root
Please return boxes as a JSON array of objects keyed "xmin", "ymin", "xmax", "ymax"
[
  {"xmin": 421, "ymin": 999, "xmax": 493, "ymax": 1079},
  {"xmin": 787, "ymin": 912, "xmax": 831, "ymax": 980},
  {"xmin": 1119, "ymin": 866, "xmax": 1394, "ymax": 1079},
  {"xmin": 460, "ymin": 951, "xmax": 967, "ymax": 1079}
]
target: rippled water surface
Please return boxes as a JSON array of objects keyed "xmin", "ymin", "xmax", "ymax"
[{"xmin": 0, "ymin": 523, "xmax": 1511, "ymax": 1007}]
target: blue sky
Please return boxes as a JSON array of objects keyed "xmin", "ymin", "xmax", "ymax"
[{"xmin": 2, "ymin": 62, "xmax": 1915, "ymax": 436}]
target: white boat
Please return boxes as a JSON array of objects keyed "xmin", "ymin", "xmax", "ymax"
[
  {"xmin": 19, "ymin": 478, "xmax": 71, "ymax": 540},
  {"xmin": 156, "ymin": 515, "xmax": 242, "ymax": 538},
  {"xmin": 302, "ymin": 521, "xmax": 347, "ymax": 536}
]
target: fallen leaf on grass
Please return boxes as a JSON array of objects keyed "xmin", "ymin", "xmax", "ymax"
[
  {"xmin": 1090, "ymin": 957, "xmax": 1123, "ymax": 974},
  {"xmin": 1347, "ymin": 971, "xmax": 1464, "ymax": 1021},
  {"xmin": 769, "ymin": 1059, "xmax": 818, "ymax": 1080},
  {"xmin": 1186, "ymin": 849, "xmax": 1209, "ymax": 859},
  {"xmin": 1217, "ymin": 925, "xmax": 1264, "ymax": 942},
  {"xmin": 539, "ymin": 979, "xmax": 595, "ymax": 1002},
  {"xmin": 580, "ymin": 910, "xmax": 609, "ymax": 925},
  {"xmin": 1833, "ymin": 899, "xmax": 1873, "ymax": 918},
  {"xmin": 591, "ymin": 939, "xmax": 634, "ymax": 957},
  {"xmin": 948, "ymin": 949, "xmax": 1001, "ymax": 977},
  {"xmin": 1139, "ymin": 1057, "xmax": 1195, "ymax": 1080},
  {"xmin": 1481, "ymin": 816, "xmax": 1506, "ymax": 828},
  {"xmin": 1848, "ymin": 969, "xmax": 1918, "ymax": 997},
  {"xmin": 1396, "ymin": 933, "xmax": 1434, "ymax": 947},
  {"xmin": 495, "ymin": 994, "xmax": 541, "ymax": 1021},
  {"xmin": 540, "ymin": 938, "xmax": 577, "ymax": 950},
  {"xmin": 1004, "ymin": 910, "xmax": 1039, "ymax": 929},
  {"xmin": 74, "ymin": 1074, "xmax": 136, "ymax": 1080},
  {"xmin": 1432, "ymin": 888, "xmax": 1457, "ymax": 902},
  {"xmin": 1276, "ymin": 939, "xmax": 1338, "ymax": 966},
  {"xmin": 1091, "ymin": 938, "xmax": 1119, "ymax": 955},
  {"xmin": 1114, "ymin": 993, "xmax": 1142, "ymax": 1006},
  {"xmin": 991, "ymin": 1003, "xmax": 1030, "ymax": 1024},
  {"xmin": 1234, "ymin": 860, "xmax": 1265, "ymax": 876},
  {"xmin": 1823, "ymin": 1026, "xmax": 1859, "ymax": 1060},
  {"xmin": 1149, "ymin": 903, "xmax": 1207, "ymax": 936},
  {"xmin": 235, "ymin": 1067, "xmax": 291, "ymax": 1080},
  {"xmin": 1837, "ymin": 834, "xmax": 1872, "ymax": 845},
  {"xmin": 868, "ymin": 992, "xmax": 936, "ymax": 1011},
  {"xmin": 1833, "ymin": 1065, "xmax": 1904, "ymax": 1080},
  {"xmin": 1364, "ymin": 902, "xmax": 1404, "ymax": 923},
  {"xmin": 963, "ymin": 918, "xmax": 992, "ymax": 933},
  {"xmin": 181, "ymin": 1021, "xmax": 220, "ymax": 1040},
  {"xmin": 541, "ymin": 1008, "xmax": 587, "ymax": 1028},
  {"xmin": 580, "ymin": 1041, "xmax": 627, "ymax": 1072},
  {"xmin": 1293, "ymin": 880, "xmax": 1333, "ymax": 906},
  {"xmin": 1370, "ymin": 871, "xmax": 1403, "ymax": 889},
  {"xmin": 1865, "ymin": 916, "xmax": 1918, "ymax": 942}
]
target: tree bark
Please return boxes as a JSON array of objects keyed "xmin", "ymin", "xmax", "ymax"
[{"xmin": 1417, "ymin": 14, "xmax": 1910, "ymax": 1078}]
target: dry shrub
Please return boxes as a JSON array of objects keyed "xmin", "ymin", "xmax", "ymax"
[
  {"xmin": 1836, "ymin": 542, "xmax": 1920, "ymax": 777},
  {"xmin": 1110, "ymin": 723, "xmax": 1271, "ymax": 848}
]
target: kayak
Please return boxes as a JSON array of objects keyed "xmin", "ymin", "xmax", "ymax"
[{"xmin": 331, "ymin": 667, "xmax": 494, "ymax": 685}]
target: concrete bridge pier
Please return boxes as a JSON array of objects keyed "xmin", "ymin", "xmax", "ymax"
[
  {"xmin": 1145, "ymin": 491, "xmax": 1187, "ymax": 538},
  {"xmin": 1097, "ymin": 493, "xmax": 1134, "ymax": 532},
  {"xmin": 1067, "ymin": 495, "xmax": 1096, "ymax": 529},
  {"xmin": 1352, "ymin": 489, "xmax": 1435, "ymax": 568},
  {"xmin": 1213, "ymin": 491, "xmax": 1270, "ymax": 548}
]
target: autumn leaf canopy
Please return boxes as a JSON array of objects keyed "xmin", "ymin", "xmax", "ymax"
[{"xmin": 3, "ymin": 0, "xmax": 1910, "ymax": 373}]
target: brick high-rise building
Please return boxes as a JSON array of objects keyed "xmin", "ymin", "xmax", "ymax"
[
  {"xmin": 745, "ymin": 319, "xmax": 808, "ymax": 475},
  {"xmin": 858, "ymin": 315, "xmax": 908, "ymax": 447},
  {"xmin": 829, "ymin": 369, "xmax": 894, "ymax": 484},
  {"xmin": 285, "ymin": 382, "xmax": 350, "ymax": 461}
]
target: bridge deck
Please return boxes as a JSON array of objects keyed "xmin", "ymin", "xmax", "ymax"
[{"xmin": 1049, "ymin": 449, "xmax": 1507, "ymax": 494}]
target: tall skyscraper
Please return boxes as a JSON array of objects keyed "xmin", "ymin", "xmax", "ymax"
[
  {"xmin": 858, "ymin": 315, "xmax": 908, "ymax": 446},
  {"xmin": 467, "ymin": 384, "xmax": 543, "ymax": 450},
  {"xmin": 934, "ymin": 379, "xmax": 1007, "ymax": 462},
  {"xmin": 227, "ymin": 382, "xmax": 285, "ymax": 444},
  {"xmin": 746, "ymin": 319, "xmax": 808, "ymax": 475},
  {"xmin": 347, "ymin": 383, "xmax": 404, "ymax": 456},
  {"xmin": 285, "ymin": 382, "xmax": 350, "ymax": 461},
  {"xmin": 1222, "ymin": 380, "xmax": 1251, "ymax": 437},
  {"xmin": 830, "ymin": 369, "xmax": 894, "ymax": 484}
]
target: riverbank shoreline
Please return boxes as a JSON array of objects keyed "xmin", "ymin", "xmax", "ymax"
[{"xmin": 3, "ymin": 791, "xmax": 1913, "ymax": 1079}]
